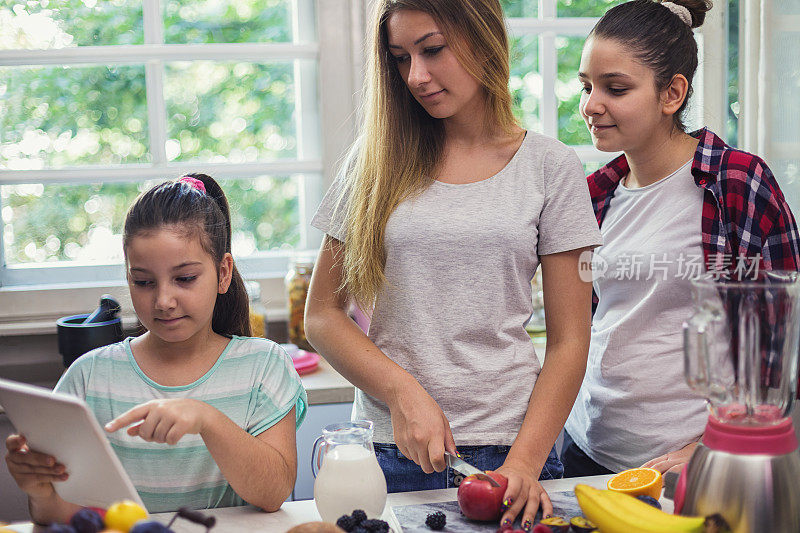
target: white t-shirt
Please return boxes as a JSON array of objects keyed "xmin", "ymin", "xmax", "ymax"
[
  {"xmin": 565, "ymin": 160, "xmax": 710, "ymax": 472},
  {"xmin": 312, "ymin": 131, "xmax": 602, "ymax": 445}
]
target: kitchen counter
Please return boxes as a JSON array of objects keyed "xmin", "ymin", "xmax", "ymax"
[
  {"xmin": 10, "ymin": 474, "xmax": 642, "ymax": 532},
  {"xmin": 301, "ymin": 357, "xmax": 355, "ymax": 405}
]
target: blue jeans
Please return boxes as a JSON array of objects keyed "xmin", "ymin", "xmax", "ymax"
[
  {"xmin": 560, "ymin": 430, "xmax": 615, "ymax": 478},
  {"xmin": 374, "ymin": 443, "xmax": 564, "ymax": 493}
]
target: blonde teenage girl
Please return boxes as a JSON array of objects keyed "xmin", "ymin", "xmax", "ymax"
[{"xmin": 305, "ymin": 0, "xmax": 602, "ymax": 530}]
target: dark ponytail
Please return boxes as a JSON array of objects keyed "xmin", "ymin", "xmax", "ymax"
[
  {"xmin": 123, "ymin": 173, "xmax": 251, "ymax": 338},
  {"xmin": 590, "ymin": 0, "xmax": 713, "ymax": 132}
]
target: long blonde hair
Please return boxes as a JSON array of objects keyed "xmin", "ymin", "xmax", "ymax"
[{"xmin": 339, "ymin": 0, "xmax": 518, "ymax": 306}]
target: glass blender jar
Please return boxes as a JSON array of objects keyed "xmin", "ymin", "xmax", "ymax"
[{"xmin": 679, "ymin": 271, "xmax": 800, "ymax": 531}]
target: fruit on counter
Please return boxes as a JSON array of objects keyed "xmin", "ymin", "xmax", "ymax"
[
  {"xmin": 44, "ymin": 525, "xmax": 77, "ymax": 533},
  {"xmin": 568, "ymin": 516, "xmax": 596, "ymax": 532},
  {"xmin": 457, "ymin": 471, "xmax": 509, "ymax": 521},
  {"xmin": 129, "ymin": 521, "xmax": 175, "ymax": 533},
  {"xmin": 360, "ymin": 519, "xmax": 390, "ymax": 532},
  {"xmin": 333, "ymin": 510, "xmax": 389, "ymax": 533},
  {"xmin": 336, "ymin": 515, "xmax": 358, "ymax": 531},
  {"xmin": 635, "ymin": 495, "xmax": 662, "ymax": 510},
  {"xmin": 425, "ymin": 511, "xmax": 446, "ymax": 530},
  {"xmin": 103, "ymin": 500, "xmax": 148, "ymax": 533},
  {"xmin": 574, "ymin": 484, "xmax": 730, "ymax": 533},
  {"xmin": 531, "ymin": 525, "xmax": 552, "ymax": 533},
  {"xmin": 351, "ymin": 510, "xmax": 368, "ymax": 524},
  {"xmin": 285, "ymin": 522, "xmax": 346, "ymax": 533},
  {"xmin": 70, "ymin": 507, "xmax": 105, "ymax": 533},
  {"xmin": 606, "ymin": 468, "xmax": 663, "ymax": 499},
  {"xmin": 539, "ymin": 516, "xmax": 569, "ymax": 531}
]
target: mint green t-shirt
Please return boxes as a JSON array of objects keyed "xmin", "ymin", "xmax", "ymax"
[{"xmin": 55, "ymin": 336, "xmax": 307, "ymax": 513}]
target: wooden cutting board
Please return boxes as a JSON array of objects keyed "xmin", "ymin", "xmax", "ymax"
[{"xmin": 392, "ymin": 490, "xmax": 585, "ymax": 532}]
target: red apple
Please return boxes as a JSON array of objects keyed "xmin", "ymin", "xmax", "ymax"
[{"xmin": 457, "ymin": 471, "xmax": 509, "ymax": 521}]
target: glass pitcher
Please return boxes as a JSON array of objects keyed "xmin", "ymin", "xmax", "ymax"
[
  {"xmin": 684, "ymin": 271, "xmax": 800, "ymax": 425},
  {"xmin": 312, "ymin": 420, "xmax": 387, "ymax": 522}
]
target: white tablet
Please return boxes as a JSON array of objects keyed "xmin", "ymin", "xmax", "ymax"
[{"xmin": 0, "ymin": 378, "xmax": 146, "ymax": 510}]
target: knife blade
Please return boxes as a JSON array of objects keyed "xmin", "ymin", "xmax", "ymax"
[{"xmin": 444, "ymin": 451, "xmax": 501, "ymax": 487}]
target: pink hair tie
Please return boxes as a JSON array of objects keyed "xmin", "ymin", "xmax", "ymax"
[{"xmin": 179, "ymin": 176, "xmax": 207, "ymax": 194}]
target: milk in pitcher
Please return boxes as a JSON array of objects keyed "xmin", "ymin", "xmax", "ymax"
[{"xmin": 312, "ymin": 422, "xmax": 387, "ymax": 523}]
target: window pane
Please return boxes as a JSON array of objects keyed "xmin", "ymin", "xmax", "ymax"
[
  {"xmin": 1, "ymin": 176, "xmax": 301, "ymax": 265},
  {"xmin": 583, "ymin": 161, "xmax": 604, "ymax": 175},
  {"xmin": 164, "ymin": 0, "xmax": 294, "ymax": 44},
  {"xmin": 227, "ymin": 176, "xmax": 300, "ymax": 255},
  {"xmin": 0, "ymin": 65, "xmax": 150, "ymax": 169},
  {"xmin": 557, "ymin": 36, "xmax": 590, "ymax": 145},
  {"xmin": 500, "ymin": 0, "xmax": 537, "ymax": 18},
  {"xmin": 727, "ymin": 0, "xmax": 739, "ymax": 144},
  {"xmin": 775, "ymin": 160, "xmax": 800, "ymax": 219},
  {"xmin": 558, "ymin": 0, "xmax": 624, "ymax": 17},
  {"xmin": 0, "ymin": 1, "xmax": 143, "ymax": 49},
  {"xmin": 509, "ymin": 35, "xmax": 540, "ymax": 131},
  {"xmin": 164, "ymin": 61, "xmax": 298, "ymax": 163}
]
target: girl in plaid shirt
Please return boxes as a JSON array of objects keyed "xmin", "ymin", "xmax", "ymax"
[{"xmin": 562, "ymin": 0, "xmax": 800, "ymax": 478}]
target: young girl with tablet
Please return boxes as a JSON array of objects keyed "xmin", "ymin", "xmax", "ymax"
[{"xmin": 5, "ymin": 174, "xmax": 307, "ymax": 523}]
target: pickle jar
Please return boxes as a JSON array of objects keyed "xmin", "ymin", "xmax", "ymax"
[
  {"xmin": 285, "ymin": 259, "xmax": 314, "ymax": 351},
  {"xmin": 246, "ymin": 280, "xmax": 268, "ymax": 338}
]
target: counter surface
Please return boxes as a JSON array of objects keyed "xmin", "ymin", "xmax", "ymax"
[{"xmin": 10, "ymin": 474, "xmax": 642, "ymax": 532}]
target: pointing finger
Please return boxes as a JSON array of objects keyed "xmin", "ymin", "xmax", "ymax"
[{"xmin": 105, "ymin": 404, "xmax": 152, "ymax": 432}]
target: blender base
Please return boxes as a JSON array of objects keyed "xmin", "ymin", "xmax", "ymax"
[{"xmin": 679, "ymin": 443, "xmax": 800, "ymax": 532}]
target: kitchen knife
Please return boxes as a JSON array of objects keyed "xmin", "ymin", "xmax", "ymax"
[{"xmin": 444, "ymin": 451, "xmax": 501, "ymax": 486}]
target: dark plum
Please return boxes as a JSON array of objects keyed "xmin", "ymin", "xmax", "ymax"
[
  {"xmin": 44, "ymin": 525, "xmax": 77, "ymax": 533},
  {"xmin": 69, "ymin": 507, "xmax": 105, "ymax": 533},
  {"xmin": 569, "ymin": 516, "xmax": 596, "ymax": 532},
  {"xmin": 635, "ymin": 495, "xmax": 662, "ymax": 510}
]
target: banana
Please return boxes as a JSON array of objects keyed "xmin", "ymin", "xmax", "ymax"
[{"xmin": 574, "ymin": 484, "xmax": 706, "ymax": 533}]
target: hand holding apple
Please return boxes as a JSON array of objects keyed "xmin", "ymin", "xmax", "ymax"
[{"xmin": 457, "ymin": 471, "xmax": 509, "ymax": 521}]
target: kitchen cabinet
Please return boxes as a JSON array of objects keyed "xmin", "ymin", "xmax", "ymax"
[{"xmin": 293, "ymin": 401, "xmax": 352, "ymax": 501}]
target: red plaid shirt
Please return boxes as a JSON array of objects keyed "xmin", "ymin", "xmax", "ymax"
[{"xmin": 588, "ymin": 127, "xmax": 800, "ymax": 396}]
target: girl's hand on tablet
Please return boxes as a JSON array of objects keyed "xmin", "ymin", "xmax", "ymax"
[
  {"xmin": 4, "ymin": 434, "xmax": 67, "ymax": 498},
  {"xmin": 104, "ymin": 399, "xmax": 213, "ymax": 445}
]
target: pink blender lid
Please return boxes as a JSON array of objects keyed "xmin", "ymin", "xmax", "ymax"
[{"xmin": 703, "ymin": 415, "xmax": 798, "ymax": 455}]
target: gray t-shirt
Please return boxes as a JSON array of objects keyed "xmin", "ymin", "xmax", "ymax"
[{"xmin": 311, "ymin": 131, "xmax": 602, "ymax": 444}]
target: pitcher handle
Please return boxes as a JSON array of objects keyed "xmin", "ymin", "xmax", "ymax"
[
  {"xmin": 683, "ymin": 309, "xmax": 713, "ymax": 397},
  {"xmin": 311, "ymin": 436, "xmax": 326, "ymax": 478}
]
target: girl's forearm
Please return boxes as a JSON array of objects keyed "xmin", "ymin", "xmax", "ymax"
[
  {"xmin": 29, "ymin": 493, "xmax": 81, "ymax": 526},
  {"xmin": 506, "ymin": 339, "xmax": 588, "ymax": 473},
  {"xmin": 305, "ymin": 307, "xmax": 417, "ymax": 405},
  {"xmin": 199, "ymin": 408, "xmax": 294, "ymax": 512}
]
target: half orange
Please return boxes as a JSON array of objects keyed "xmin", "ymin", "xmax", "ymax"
[{"xmin": 606, "ymin": 467, "xmax": 663, "ymax": 499}]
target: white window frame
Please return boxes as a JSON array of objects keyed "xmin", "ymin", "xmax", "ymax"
[
  {"xmin": 0, "ymin": 0, "xmax": 728, "ymax": 334},
  {"xmin": 0, "ymin": 0, "xmax": 361, "ymax": 333},
  {"xmin": 506, "ymin": 0, "xmax": 729, "ymax": 163}
]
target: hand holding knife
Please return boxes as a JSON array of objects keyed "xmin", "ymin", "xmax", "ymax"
[{"xmin": 444, "ymin": 451, "xmax": 501, "ymax": 486}]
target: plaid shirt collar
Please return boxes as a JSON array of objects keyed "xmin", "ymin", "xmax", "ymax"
[{"xmin": 589, "ymin": 127, "xmax": 719, "ymax": 217}]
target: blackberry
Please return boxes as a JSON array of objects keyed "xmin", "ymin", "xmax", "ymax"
[
  {"xmin": 336, "ymin": 514, "xmax": 358, "ymax": 532},
  {"xmin": 425, "ymin": 511, "xmax": 447, "ymax": 530},
  {"xmin": 350, "ymin": 509, "xmax": 368, "ymax": 524},
  {"xmin": 360, "ymin": 518, "xmax": 390, "ymax": 532}
]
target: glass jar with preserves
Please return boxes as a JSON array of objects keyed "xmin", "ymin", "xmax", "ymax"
[
  {"xmin": 246, "ymin": 280, "xmax": 268, "ymax": 339},
  {"xmin": 286, "ymin": 259, "xmax": 314, "ymax": 351}
]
